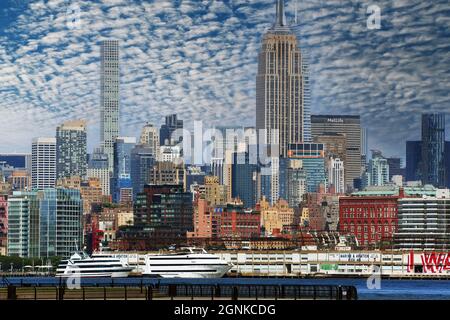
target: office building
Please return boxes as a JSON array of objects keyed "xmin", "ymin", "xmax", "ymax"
[
  {"xmin": 387, "ymin": 157, "xmax": 403, "ymax": 180},
  {"xmin": 405, "ymin": 141, "xmax": 422, "ymax": 182},
  {"xmin": 133, "ymin": 184, "xmax": 193, "ymax": 238},
  {"xmin": 421, "ymin": 113, "xmax": 446, "ymax": 187},
  {"xmin": 328, "ymin": 157, "xmax": 345, "ymax": 194},
  {"xmin": 0, "ymin": 153, "xmax": 31, "ymax": 172},
  {"xmin": 56, "ymin": 120, "xmax": 87, "ymax": 180},
  {"xmin": 130, "ymin": 144, "xmax": 155, "ymax": 198},
  {"xmin": 139, "ymin": 122, "xmax": 160, "ymax": 156},
  {"xmin": 87, "ymin": 148, "xmax": 110, "ymax": 196},
  {"xmin": 311, "ymin": 115, "xmax": 362, "ymax": 191},
  {"xmin": 256, "ymin": 0, "xmax": 308, "ymax": 157},
  {"xmin": 160, "ymin": 114, "xmax": 183, "ymax": 146},
  {"xmin": 212, "ymin": 201, "xmax": 260, "ymax": 239},
  {"xmin": 111, "ymin": 137, "xmax": 136, "ymax": 203},
  {"xmin": 31, "ymin": 137, "xmax": 56, "ymax": 190},
  {"xmin": 231, "ymin": 151, "xmax": 258, "ymax": 209},
  {"xmin": 149, "ymin": 161, "xmax": 186, "ymax": 189},
  {"xmin": 100, "ymin": 40, "xmax": 120, "ymax": 173},
  {"xmin": 288, "ymin": 143, "xmax": 327, "ymax": 193}
]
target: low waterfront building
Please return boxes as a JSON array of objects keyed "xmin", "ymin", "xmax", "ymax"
[
  {"xmin": 395, "ymin": 189, "xmax": 450, "ymax": 250},
  {"xmin": 7, "ymin": 191, "xmax": 40, "ymax": 257}
]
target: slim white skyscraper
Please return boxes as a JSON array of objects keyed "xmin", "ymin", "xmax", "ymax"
[
  {"xmin": 100, "ymin": 40, "xmax": 120, "ymax": 173},
  {"xmin": 328, "ymin": 157, "xmax": 345, "ymax": 194},
  {"xmin": 32, "ymin": 137, "xmax": 56, "ymax": 190}
]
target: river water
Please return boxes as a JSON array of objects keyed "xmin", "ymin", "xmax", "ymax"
[{"xmin": 1, "ymin": 277, "xmax": 450, "ymax": 300}]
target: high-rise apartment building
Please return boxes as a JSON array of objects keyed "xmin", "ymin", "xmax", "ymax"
[
  {"xmin": 256, "ymin": 0, "xmax": 307, "ymax": 157},
  {"xmin": 366, "ymin": 153, "xmax": 390, "ymax": 187},
  {"xmin": 39, "ymin": 188, "xmax": 83, "ymax": 258},
  {"xmin": 56, "ymin": 120, "xmax": 87, "ymax": 180},
  {"xmin": 311, "ymin": 115, "xmax": 362, "ymax": 191},
  {"xmin": 100, "ymin": 40, "xmax": 120, "ymax": 173},
  {"xmin": 7, "ymin": 191, "xmax": 40, "ymax": 257},
  {"xmin": 31, "ymin": 137, "xmax": 56, "ymax": 190}
]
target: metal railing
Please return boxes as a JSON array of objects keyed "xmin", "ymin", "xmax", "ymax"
[{"xmin": 0, "ymin": 282, "xmax": 357, "ymax": 301}]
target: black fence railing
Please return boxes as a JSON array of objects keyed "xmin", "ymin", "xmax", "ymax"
[{"xmin": 0, "ymin": 283, "xmax": 357, "ymax": 301}]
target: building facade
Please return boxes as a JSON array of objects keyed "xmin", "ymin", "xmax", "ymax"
[
  {"xmin": 311, "ymin": 115, "xmax": 362, "ymax": 191},
  {"xmin": 421, "ymin": 113, "xmax": 446, "ymax": 187},
  {"xmin": 32, "ymin": 137, "xmax": 56, "ymax": 190},
  {"xmin": 395, "ymin": 191, "xmax": 450, "ymax": 250},
  {"xmin": 256, "ymin": 0, "xmax": 307, "ymax": 157},
  {"xmin": 56, "ymin": 120, "xmax": 87, "ymax": 180},
  {"xmin": 39, "ymin": 188, "xmax": 83, "ymax": 258},
  {"xmin": 111, "ymin": 137, "xmax": 136, "ymax": 203},
  {"xmin": 100, "ymin": 40, "xmax": 120, "ymax": 173}
]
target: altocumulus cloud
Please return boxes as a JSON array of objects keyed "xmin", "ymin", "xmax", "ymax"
[{"xmin": 0, "ymin": 0, "xmax": 449, "ymax": 159}]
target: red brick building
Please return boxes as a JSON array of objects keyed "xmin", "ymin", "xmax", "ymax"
[
  {"xmin": 212, "ymin": 201, "xmax": 260, "ymax": 239},
  {"xmin": 339, "ymin": 194, "xmax": 399, "ymax": 247}
]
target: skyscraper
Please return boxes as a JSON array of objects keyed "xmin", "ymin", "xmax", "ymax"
[
  {"xmin": 231, "ymin": 151, "xmax": 258, "ymax": 209},
  {"xmin": 159, "ymin": 114, "xmax": 183, "ymax": 146},
  {"xmin": 288, "ymin": 143, "xmax": 326, "ymax": 193},
  {"xmin": 421, "ymin": 113, "xmax": 445, "ymax": 187},
  {"xmin": 139, "ymin": 122, "xmax": 160, "ymax": 156},
  {"xmin": 256, "ymin": 0, "xmax": 307, "ymax": 157},
  {"xmin": 100, "ymin": 40, "xmax": 120, "ymax": 173},
  {"xmin": 31, "ymin": 137, "xmax": 56, "ymax": 190},
  {"xmin": 130, "ymin": 144, "xmax": 155, "ymax": 198},
  {"xmin": 328, "ymin": 157, "xmax": 345, "ymax": 194},
  {"xmin": 405, "ymin": 141, "xmax": 422, "ymax": 182},
  {"xmin": 87, "ymin": 148, "xmax": 110, "ymax": 196},
  {"xmin": 111, "ymin": 137, "xmax": 136, "ymax": 203},
  {"xmin": 56, "ymin": 120, "xmax": 87, "ymax": 180},
  {"xmin": 366, "ymin": 153, "xmax": 390, "ymax": 186},
  {"xmin": 311, "ymin": 115, "xmax": 362, "ymax": 191}
]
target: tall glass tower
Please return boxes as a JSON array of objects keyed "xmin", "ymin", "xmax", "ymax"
[
  {"xmin": 100, "ymin": 40, "xmax": 120, "ymax": 173},
  {"xmin": 256, "ymin": 0, "xmax": 307, "ymax": 157},
  {"xmin": 421, "ymin": 113, "xmax": 445, "ymax": 187}
]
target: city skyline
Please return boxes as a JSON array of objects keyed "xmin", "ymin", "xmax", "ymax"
[{"xmin": 0, "ymin": 0, "xmax": 449, "ymax": 159}]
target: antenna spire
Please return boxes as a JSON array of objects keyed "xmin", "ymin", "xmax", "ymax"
[{"xmin": 275, "ymin": 0, "xmax": 287, "ymax": 27}]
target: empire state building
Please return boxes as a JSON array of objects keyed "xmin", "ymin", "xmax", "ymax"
[{"xmin": 256, "ymin": 0, "xmax": 309, "ymax": 157}]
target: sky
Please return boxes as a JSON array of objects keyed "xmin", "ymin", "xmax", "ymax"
[{"xmin": 0, "ymin": 0, "xmax": 449, "ymax": 162}]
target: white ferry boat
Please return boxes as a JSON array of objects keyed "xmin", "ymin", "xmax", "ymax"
[
  {"xmin": 142, "ymin": 247, "xmax": 233, "ymax": 278},
  {"xmin": 55, "ymin": 251, "xmax": 134, "ymax": 278}
]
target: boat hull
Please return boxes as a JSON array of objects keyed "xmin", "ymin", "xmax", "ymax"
[{"xmin": 143, "ymin": 265, "xmax": 232, "ymax": 279}]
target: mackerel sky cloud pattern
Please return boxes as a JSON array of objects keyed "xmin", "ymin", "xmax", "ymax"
[{"xmin": 0, "ymin": 0, "xmax": 449, "ymax": 159}]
